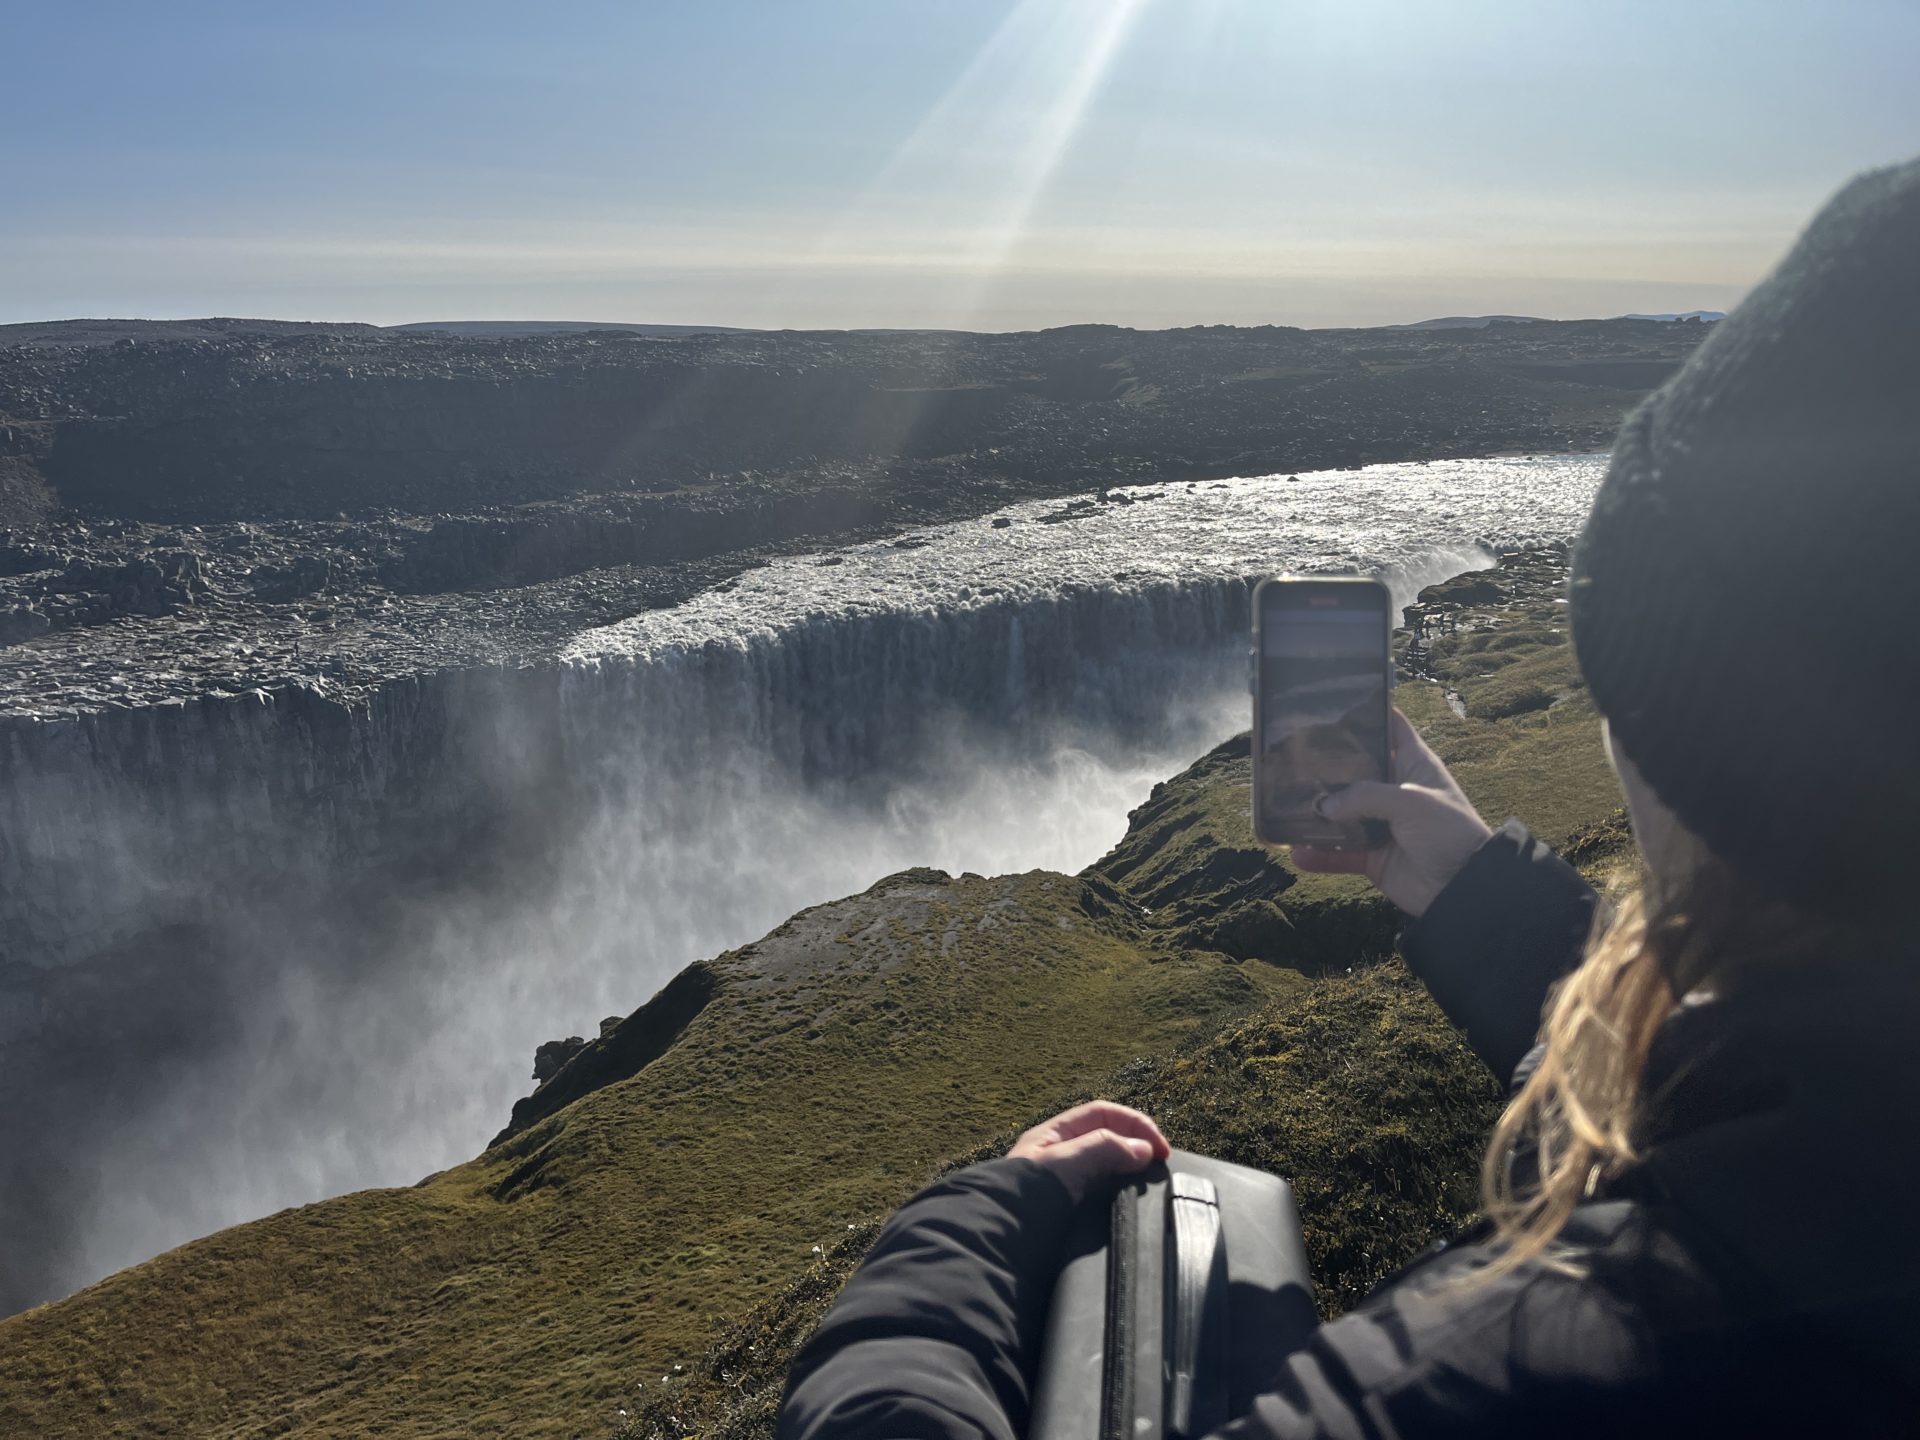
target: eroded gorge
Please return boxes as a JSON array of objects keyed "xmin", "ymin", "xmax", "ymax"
[{"xmin": 0, "ymin": 316, "xmax": 1692, "ymax": 1312}]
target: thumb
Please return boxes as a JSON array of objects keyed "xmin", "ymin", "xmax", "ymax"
[
  {"xmin": 1047, "ymin": 1128, "xmax": 1157, "ymax": 1199},
  {"xmin": 1318, "ymin": 780, "xmax": 1444, "ymax": 825}
]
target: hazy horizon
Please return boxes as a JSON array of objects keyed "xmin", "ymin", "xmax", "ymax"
[
  {"xmin": 3, "ymin": 309, "xmax": 1729, "ymax": 336},
  {"xmin": 7, "ymin": 0, "xmax": 1918, "ymax": 331}
]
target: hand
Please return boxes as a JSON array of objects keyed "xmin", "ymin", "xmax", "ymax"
[
  {"xmin": 1288, "ymin": 708, "xmax": 1493, "ymax": 919},
  {"xmin": 1007, "ymin": 1100, "xmax": 1170, "ymax": 1204}
]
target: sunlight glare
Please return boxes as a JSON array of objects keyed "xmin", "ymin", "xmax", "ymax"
[{"xmin": 811, "ymin": 0, "xmax": 1150, "ymax": 323}]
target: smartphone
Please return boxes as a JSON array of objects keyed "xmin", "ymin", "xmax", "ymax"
[{"xmin": 1251, "ymin": 576, "xmax": 1392, "ymax": 849}]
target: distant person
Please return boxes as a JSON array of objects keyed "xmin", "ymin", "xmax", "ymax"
[{"xmin": 776, "ymin": 157, "xmax": 1920, "ymax": 1437}]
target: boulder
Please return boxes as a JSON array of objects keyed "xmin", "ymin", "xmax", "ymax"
[{"xmin": 532, "ymin": 1035, "xmax": 587, "ymax": 1084}]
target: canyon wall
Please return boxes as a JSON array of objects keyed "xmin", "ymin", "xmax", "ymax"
[{"xmin": 0, "ymin": 575, "xmax": 1252, "ymax": 972}]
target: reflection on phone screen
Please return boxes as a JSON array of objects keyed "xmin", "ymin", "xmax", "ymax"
[{"xmin": 1258, "ymin": 604, "xmax": 1388, "ymax": 840}]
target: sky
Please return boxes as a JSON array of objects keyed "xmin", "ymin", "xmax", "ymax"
[{"xmin": 5, "ymin": 0, "xmax": 1917, "ymax": 332}]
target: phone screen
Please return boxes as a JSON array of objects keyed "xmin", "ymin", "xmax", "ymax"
[{"xmin": 1254, "ymin": 582, "xmax": 1390, "ymax": 847}]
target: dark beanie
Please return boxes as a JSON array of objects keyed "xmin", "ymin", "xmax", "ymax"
[{"xmin": 1570, "ymin": 156, "xmax": 1920, "ymax": 920}]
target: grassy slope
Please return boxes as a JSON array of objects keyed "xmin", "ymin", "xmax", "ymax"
[
  {"xmin": 614, "ymin": 964, "xmax": 1507, "ymax": 1440},
  {"xmin": 0, "ymin": 552, "xmax": 1634, "ymax": 1440},
  {"xmin": 0, "ymin": 870, "xmax": 1305, "ymax": 1438}
]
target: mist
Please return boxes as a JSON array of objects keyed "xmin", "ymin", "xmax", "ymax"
[{"xmin": 33, "ymin": 717, "xmax": 1227, "ymax": 1301}]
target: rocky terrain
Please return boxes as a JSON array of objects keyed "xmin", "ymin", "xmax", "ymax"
[
  {"xmin": 0, "ymin": 317, "xmax": 1704, "ymax": 717},
  {"xmin": 0, "ymin": 550, "xmax": 1637, "ymax": 1438}
]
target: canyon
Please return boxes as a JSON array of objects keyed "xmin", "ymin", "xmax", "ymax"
[{"xmin": 0, "ymin": 317, "xmax": 1695, "ymax": 1320}]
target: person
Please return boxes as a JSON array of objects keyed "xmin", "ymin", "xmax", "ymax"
[{"xmin": 776, "ymin": 157, "xmax": 1920, "ymax": 1438}]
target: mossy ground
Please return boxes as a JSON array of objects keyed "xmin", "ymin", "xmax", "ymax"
[
  {"xmin": 614, "ymin": 961, "xmax": 1504, "ymax": 1440},
  {"xmin": 0, "ymin": 551, "xmax": 1638, "ymax": 1440},
  {"xmin": 0, "ymin": 869, "xmax": 1305, "ymax": 1439}
]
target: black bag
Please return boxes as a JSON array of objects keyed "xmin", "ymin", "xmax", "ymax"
[{"xmin": 1029, "ymin": 1150, "xmax": 1317, "ymax": 1440}]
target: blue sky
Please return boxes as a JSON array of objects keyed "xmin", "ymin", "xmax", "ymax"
[{"xmin": 6, "ymin": 0, "xmax": 1917, "ymax": 330}]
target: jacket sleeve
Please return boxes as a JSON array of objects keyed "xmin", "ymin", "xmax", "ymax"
[
  {"xmin": 1205, "ymin": 1225, "xmax": 1662, "ymax": 1440},
  {"xmin": 777, "ymin": 1155, "xmax": 1077, "ymax": 1440},
  {"xmin": 783, "ymin": 1172, "xmax": 1665, "ymax": 1440},
  {"xmin": 1398, "ymin": 819, "xmax": 1600, "ymax": 1087}
]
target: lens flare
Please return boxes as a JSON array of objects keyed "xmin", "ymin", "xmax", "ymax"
[{"xmin": 806, "ymin": 0, "xmax": 1151, "ymax": 323}]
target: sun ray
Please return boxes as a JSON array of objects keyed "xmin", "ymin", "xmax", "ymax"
[
  {"xmin": 963, "ymin": 0, "xmax": 1149, "ymax": 281},
  {"xmin": 804, "ymin": 0, "xmax": 1151, "ymax": 326}
]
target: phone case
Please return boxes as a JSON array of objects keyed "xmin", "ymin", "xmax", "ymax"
[
  {"xmin": 1250, "ymin": 576, "xmax": 1392, "ymax": 850},
  {"xmin": 1028, "ymin": 1150, "xmax": 1317, "ymax": 1440}
]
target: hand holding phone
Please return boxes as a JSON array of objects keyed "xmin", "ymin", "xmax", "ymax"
[
  {"xmin": 1251, "ymin": 576, "xmax": 1492, "ymax": 917},
  {"xmin": 1289, "ymin": 709, "xmax": 1493, "ymax": 918}
]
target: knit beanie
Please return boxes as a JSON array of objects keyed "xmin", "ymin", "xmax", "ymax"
[{"xmin": 1570, "ymin": 156, "xmax": 1920, "ymax": 920}]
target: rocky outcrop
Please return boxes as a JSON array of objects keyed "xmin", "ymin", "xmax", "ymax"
[
  {"xmin": 531, "ymin": 1036, "xmax": 588, "ymax": 1084},
  {"xmin": 501, "ymin": 964, "xmax": 720, "ymax": 1145}
]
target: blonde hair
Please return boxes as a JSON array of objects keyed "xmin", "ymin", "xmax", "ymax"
[{"xmin": 1478, "ymin": 855, "xmax": 1820, "ymax": 1276}]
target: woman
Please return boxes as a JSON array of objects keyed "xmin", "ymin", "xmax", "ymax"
[{"xmin": 777, "ymin": 159, "xmax": 1920, "ymax": 1437}]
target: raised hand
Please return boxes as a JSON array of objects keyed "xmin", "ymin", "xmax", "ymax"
[
  {"xmin": 1006, "ymin": 1100, "xmax": 1171, "ymax": 1204},
  {"xmin": 1287, "ymin": 708, "xmax": 1493, "ymax": 919}
]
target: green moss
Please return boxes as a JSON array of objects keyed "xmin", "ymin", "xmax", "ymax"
[
  {"xmin": 1396, "ymin": 576, "xmax": 1618, "ymax": 851},
  {"xmin": 614, "ymin": 963, "xmax": 1500, "ymax": 1440},
  {"xmin": 1117, "ymin": 963, "xmax": 1501, "ymax": 1315}
]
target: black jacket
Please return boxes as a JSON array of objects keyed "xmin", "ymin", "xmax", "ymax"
[{"xmin": 779, "ymin": 822, "xmax": 1920, "ymax": 1437}]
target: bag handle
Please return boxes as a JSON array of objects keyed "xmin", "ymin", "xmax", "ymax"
[
  {"xmin": 1100, "ymin": 1183, "xmax": 1139, "ymax": 1440},
  {"xmin": 1165, "ymin": 1173, "xmax": 1227, "ymax": 1438}
]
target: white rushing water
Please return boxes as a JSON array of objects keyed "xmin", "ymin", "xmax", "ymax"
[
  {"xmin": 567, "ymin": 453, "xmax": 1605, "ymax": 668},
  {"xmin": 12, "ymin": 453, "xmax": 1606, "ymax": 1310}
]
